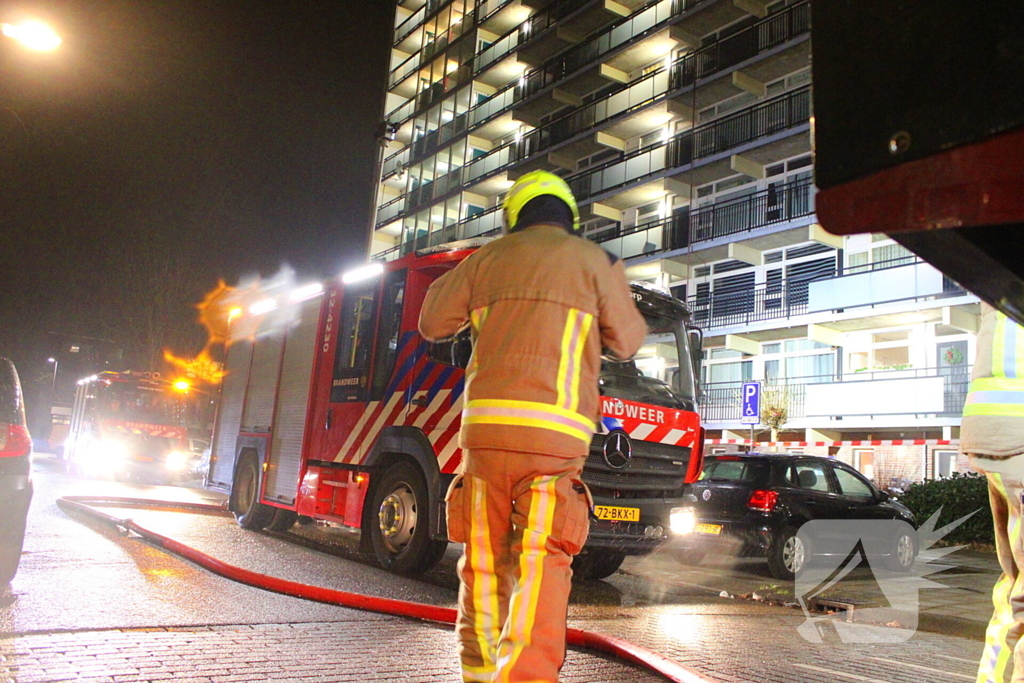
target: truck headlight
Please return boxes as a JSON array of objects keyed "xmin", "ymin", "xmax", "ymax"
[
  {"xmin": 106, "ymin": 440, "xmax": 130, "ymax": 463},
  {"xmin": 670, "ymin": 506, "xmax": 697, "ymax": 535},
  {"xmin": 165, "ymin": 450, "xmax": 190, "ymax": 472}
]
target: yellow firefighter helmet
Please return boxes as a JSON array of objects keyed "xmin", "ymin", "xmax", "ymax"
[{"xmin": 502, "ymin": 170, "xmax": 580, "ymax": 235}]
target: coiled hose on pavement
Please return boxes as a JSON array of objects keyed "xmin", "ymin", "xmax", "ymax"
[{"xmin": 56, "ymin": 495, "xmax": 715, "ymax": 683}]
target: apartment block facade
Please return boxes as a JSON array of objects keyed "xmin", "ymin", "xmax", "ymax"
[{"xmin": 371, "ymin": 0, "xmax": 980, "ymax": 487}]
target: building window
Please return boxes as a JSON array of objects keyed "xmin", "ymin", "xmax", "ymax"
[
  {"xmin": 935, "ymin": 450, "xmax": 958, "ymax": 478},
  {"xmin": 853, "ymin": 449, "xmax": 875, "ymax": 480}
]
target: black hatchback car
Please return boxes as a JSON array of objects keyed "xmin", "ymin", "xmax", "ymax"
[
  {"xmin": 675, "ymin": 453, "xmax": 917, "ymax": 580},
  {"xmin": 0, "ymin": 358, "xmax": 32, "ymax": 583}
]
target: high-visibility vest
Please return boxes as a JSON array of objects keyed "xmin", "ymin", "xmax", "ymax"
[{"xmin": 963, "ymin": 311, "xmax": 1024, "ymax": 418}]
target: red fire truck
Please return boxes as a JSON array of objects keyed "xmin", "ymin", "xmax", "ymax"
[
  {"xmin": 65, "ymin": 371, "xmax": 202, "ymax": 483},
  {"xmin": 208, "ymin": 242, "xmax": 705, "ymax": 578}
]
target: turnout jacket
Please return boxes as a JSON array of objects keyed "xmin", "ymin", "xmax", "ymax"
[
  {"xmin": 418, "ymin": 224, "xmax": 647, "ymax": 457},
  {"xmin": 961, "ymin": 303, "xmax": 1024, "ymax": 460}
]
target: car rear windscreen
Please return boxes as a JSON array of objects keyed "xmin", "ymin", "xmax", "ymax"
[{"xmin": 701, "ymin": 458, "xmax": 770, "ymax": 484}]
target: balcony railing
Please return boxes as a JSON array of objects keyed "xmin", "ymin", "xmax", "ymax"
[
  {"xmin": 688, "ymin": 276, "xmax": 824, "ymax": 330},
  {"xmin": 387, "ymin": 0, "xmax": 687, "ymax": 134},
  {"xmin": 386, "ymin": 0, "xmax": 808, "ymax": 193},
  {"xmin": 685, "ymin": 256, "xmax": 969, "ymax": 332},
  {"xmin": 701, "ymin": 367, "xmax": 972, "ymax": 423},
  {"xmin": 380, "ymin": 86, "xmax": 810, "ymax": 226},
  {"xmin": 672, "ymin": 1, "xmax": 809, "ymax": 90},
  {"xmin": 569, "ymin": 86, "xmax": 811, "ymax": 202},
  {"xmin": 517, "ymin": 3, "xmax": 809, "ymax": 163},
  {"xmin": 376, "ymin": 175, "xmax": 813, "ymax": 265},
  {"xmin": 521, "ymin": 0, "xmax": 697, "ymax": 99}
]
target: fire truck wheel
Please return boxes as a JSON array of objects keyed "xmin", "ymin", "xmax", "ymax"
[
  {"xmin": 370, "ymin": 461, "xmax": 447, "ymax": 575},
  {"xmin": 572, "ymin": 549, "xmax": 626, "ymax": 580},
  {"xmin": 267, "ymin": 508, "xmax": 298, "ymax": 532},
  {"xmin": 232, "ymin": 455, "xmax": 274, "ymax": 531}
]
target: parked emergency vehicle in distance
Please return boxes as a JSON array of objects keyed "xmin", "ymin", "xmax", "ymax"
[
  {"xmin": 65, "ymin": 371, "xmax": 201, "ymax": 483},
  {"xmin": 207, "ymin": 241, "xmax": 705, "ymax": 579}
]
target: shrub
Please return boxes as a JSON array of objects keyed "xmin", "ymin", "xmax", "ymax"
[{"xmin": 898, "ymin": 472, "xmax": 994, "ymax": 546}]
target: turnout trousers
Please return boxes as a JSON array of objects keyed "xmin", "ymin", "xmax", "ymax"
[
  {"xmin": 445, "ymin": 449, "xmax": 591, "ymax": 683},
  {"xmin": 973, "ymin": 455, "xmax": 1024, "ymax": 683}
]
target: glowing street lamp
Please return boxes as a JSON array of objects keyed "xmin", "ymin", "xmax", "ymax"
[
  {"xmin": 47, "ymin": 357, "xmax": 58, "ymax": 395},
  {"xmin": 1, "ymin": 20, "xmax": 61, "ymax": 51}
]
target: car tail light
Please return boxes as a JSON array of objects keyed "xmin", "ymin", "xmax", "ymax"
[
  {"xmin": 747, "ymin": 489, "xmax": 779, "ymax": 512},
  {"xmin": 0, "ymin": 422, "xmax": 32, "ymax": 458}
]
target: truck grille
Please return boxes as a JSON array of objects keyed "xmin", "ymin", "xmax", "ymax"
[{"xmin": 582, "ymin": 434, "xmax": 690, "ymax": 496}]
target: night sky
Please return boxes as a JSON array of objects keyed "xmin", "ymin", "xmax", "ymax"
[{"xmin": 0, "ymin": 1, "xmax": 393, "ymax": 408}]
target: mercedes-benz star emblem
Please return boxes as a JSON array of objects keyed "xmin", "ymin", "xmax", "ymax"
[
  {"xmin": 702, "ymin": 489, "xmax": 712, "ymax": 502},
  {"xmin": 603, "ymin": 431, "xmax": 632, "ymax": 469}
]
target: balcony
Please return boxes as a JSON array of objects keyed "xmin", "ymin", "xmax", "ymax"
[
  {"xmin": 383, "ymin": 1, "xmax": 808, "ymax": 202},
  {"xmin": 595, "ymin": 177, "xmax": 815, "ymax": 261},
  {"xmin": 701, "ymin": 367, "xmax": 972, "ymax": 424},
  {"xmin": 568, "ymin": 86, "xmax": 810, "ymax": 202},
  {"xmin": 380, "ymin": 86, "xmax": 810, "ymax": 227},
  {"xmin": 374, "ymin": 174, "xmax": 812, "ymax": 263},
  {"xmin": 517, "ymin": 2, "xmax": 809, "ymax": 162},
  {"xmin": 521, "ymin": 0, "xmax": 697, "ymax": 99},
  {"xmin": 685, "ymin": 256, "xmax": 967, "ymax": 332},
  {"xmin": 387, "ymin": 0, "xmax": 692, "ymax": 139},
  {"xmin": 808, "ymin": 259, "xmax": 955, "ymax": 313}
]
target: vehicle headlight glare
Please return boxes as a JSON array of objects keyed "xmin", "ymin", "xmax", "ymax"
[
  {"xmin": 106, "ymin": 440, "xmax": 130, "ymax": 462},
  {"xmin": 165, "ymin": 450, "xmax": 189, "ymax": 472},
  {"xmin": 670, "ymin": 506, "xmax": 697, "ymax": 535}
]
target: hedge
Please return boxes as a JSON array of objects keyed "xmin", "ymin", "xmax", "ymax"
[{"xmin": 898, "ymin": 472, "xmax": 994, "ymax": 546}]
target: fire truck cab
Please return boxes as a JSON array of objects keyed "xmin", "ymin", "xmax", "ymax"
[{"xmin": 208, "ymin": 243, "xmax": 705, "ymax": 579}]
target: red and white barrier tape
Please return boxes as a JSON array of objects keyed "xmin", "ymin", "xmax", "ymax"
[{"xmin": 705, "ymin": 439, "xmax": 957, "ymax": 447}]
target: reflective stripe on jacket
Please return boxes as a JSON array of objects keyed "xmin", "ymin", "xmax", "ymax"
[
  {"xmin": 418, "ymin": 224, "xmax": 647, "ymax": 457},
  {"xmin": 961, "ymin": 303, "xmax": 1024, "ymax": 458}
]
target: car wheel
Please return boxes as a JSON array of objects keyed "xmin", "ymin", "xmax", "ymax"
[
  {"xmin": 886, "ymin": 528, "xmax": 917, "ymax": 572},
  {"xmin": 232, "ymin": 455, "xmax": 274, "ymax": 530},
  {"xmin": 267, "ymin": 508, "xmax": 298, "ymax": 532},
  {"xmin": 768, "ymin": 526, "xmax": 808, "ymax": 580},
  {"xmin": 572, "ymin": 549, "xmax": 627, "ymax": 580},
  {"xmin": 370, "ymin": 461, "xmax": 447, "ymax": 575}
]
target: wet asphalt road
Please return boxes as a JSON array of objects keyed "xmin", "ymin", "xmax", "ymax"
[{"xmin": 1, "ymin": 454, "xmax": 992, "ymax": 683}]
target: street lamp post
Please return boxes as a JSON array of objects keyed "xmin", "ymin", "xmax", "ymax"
[{"xmin": 47, "ymin": 357, "xmax": 58, "ymax": 397}]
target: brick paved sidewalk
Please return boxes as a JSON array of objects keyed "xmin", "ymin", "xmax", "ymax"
[{"xmin": 0, "ymin": 617, "xmax": 666, "ymax": 683}]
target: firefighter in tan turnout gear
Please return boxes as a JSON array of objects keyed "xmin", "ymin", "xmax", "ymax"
[
  {"xmin": 963, "ymin": 303, "xmax": 1024, "ymax": 683},
  {"xmin": 419, "ymin": 170, "xmax": 646, "ymax": 683}
]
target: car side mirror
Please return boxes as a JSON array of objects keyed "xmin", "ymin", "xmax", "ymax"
[{"xmin": 877, "ymin": 489, "xmax": 890, "ymax": 501}]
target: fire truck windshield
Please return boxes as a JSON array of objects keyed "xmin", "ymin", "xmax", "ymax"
[
  {"xmin": 601, "ymin": 313, "xmax": 698, "ymax": 411},
  {"xmin": 98, "ymin": 381, "xmax": 186, "ymax": 425}
]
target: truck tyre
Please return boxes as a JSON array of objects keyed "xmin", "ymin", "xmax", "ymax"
[
  {"xmin": 370, "ymin": 461, "xmax": 447, "ymax": 575},
  {"xmin": 267, "ymin": 508, "xmax": 298, "ymax": 533},
  {"xmin": 768, "ymin": 526, "xmax": 808, "ymax": 581},
  {"xmin": 232, "ymin": 455, "xmax": 274, "ymax": 531},
  {"xmin": 572, "ymin": 549, "xmax": 626, "ymax": 580}
]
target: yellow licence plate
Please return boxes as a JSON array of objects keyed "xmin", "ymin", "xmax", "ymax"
[
  {"xmin": 594, "ymin": 505, "xmax": 640, "ymax": 522},
  {"xmin": 696, "ymin": 523, "xmax": 723, "ymax": 535}
]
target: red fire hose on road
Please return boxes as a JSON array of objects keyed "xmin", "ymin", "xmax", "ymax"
[{"xmin": 56, "ymin": 495, "xmax": 716, "ymax": 683}]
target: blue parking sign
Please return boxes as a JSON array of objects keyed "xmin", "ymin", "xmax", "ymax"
[{"xmin": 741, "ymin": 382, "xmax": 761, "ymax": 425}]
